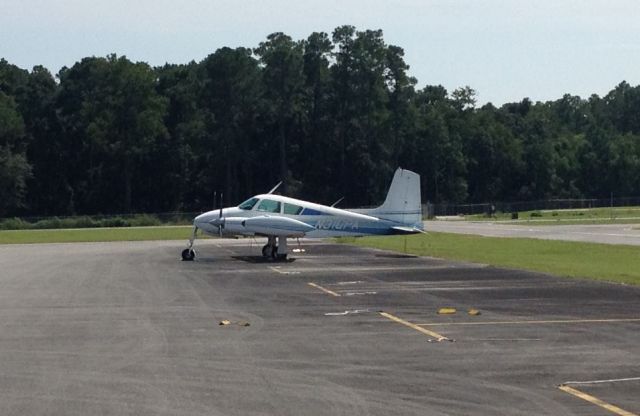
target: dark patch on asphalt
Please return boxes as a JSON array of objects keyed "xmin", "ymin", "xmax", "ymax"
[
  {"xmin": 231, "ymin": 255, "xmax": 297, "ymax": 263},
  {"xmin": 374, "ymin": 253, "xmax": 418, "ymax": 258}
]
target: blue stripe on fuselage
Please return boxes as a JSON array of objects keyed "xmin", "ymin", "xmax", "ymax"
[{"xmin": 301, "ymin": 216, "xmax": 400, "ymax": 237}]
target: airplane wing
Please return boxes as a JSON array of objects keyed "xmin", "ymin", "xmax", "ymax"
[{"xmin": 231, "ymin": 215, "xmax": 315, "ymax": 237}]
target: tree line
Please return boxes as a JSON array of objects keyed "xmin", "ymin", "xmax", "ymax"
[{"xmin": 1, "ymin": 26, "xmax": 639, "ymax": 217}]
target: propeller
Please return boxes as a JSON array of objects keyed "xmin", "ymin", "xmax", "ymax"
[
  {"xmin": 218, "ymin": 192, "xmax": 223, "ymax": 237},
  {"xmin": 209, "ymin": 191, "xmax": 225, "ymax": 237}
]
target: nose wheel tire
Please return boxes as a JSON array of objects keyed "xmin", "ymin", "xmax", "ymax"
[{"xmin": 181, "ymin": 248, "xmax": 196, "ymax": 261}]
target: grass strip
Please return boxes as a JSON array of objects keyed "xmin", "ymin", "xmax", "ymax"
[
  {"xmin": 464, "ymin": 206, "xmax": 640, "ymax": 225},
  {"xmin": 338, "ymin": 232, "xmax": 640, "ymax": 285},
  {"xmin": 492, "ymin": 219, "xmax": 640, "ymax": 226},
  {"xmin": 0, "ymin": 226, "xmax": 196, "ymax": 244}
]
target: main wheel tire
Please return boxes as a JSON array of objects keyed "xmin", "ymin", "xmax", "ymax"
[
  {"xmin": 271, "ymin": 245, "xmax": 278, "ymax": 260},
  {"xmin": 262, "ymin": 244, "xmax": 270, "ymax": 257},
  {"xmin": 181, "ymin": 248, "xmax": 195, "ymax": 261}
]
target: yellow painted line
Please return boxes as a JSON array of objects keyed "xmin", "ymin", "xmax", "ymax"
[
  {"xmin": 417, "ymin": 318, "xmax": 640, "ymax": 327},
  {"xmin": 559, "ymin": 385, "xmax": 638, "ymax": 416},
  {"xmin": 308, "ymin": 282, "xmax": 341, "ymax": 297},
  {"xmin": 379, "ymin": 312, "xmax": 450, "ymax": 342}
]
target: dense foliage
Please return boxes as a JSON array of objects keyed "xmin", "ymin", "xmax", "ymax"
[{"xmin": 1, "ymin": 26, "xmax": 639, "ymax": 216}]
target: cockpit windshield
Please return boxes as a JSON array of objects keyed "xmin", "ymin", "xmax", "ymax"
[{"xmin": 238, "ymin": 197, "xmax": 259, "ymax": 210}]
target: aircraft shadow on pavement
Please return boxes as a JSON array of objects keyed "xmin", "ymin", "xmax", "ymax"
[{"xmin": 231, "ymin": 255, "xmax": 296, "ymax": 264}]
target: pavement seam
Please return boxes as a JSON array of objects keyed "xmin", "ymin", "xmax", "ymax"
[{"xmin": 416, "ymin": 318, "xmax": 640, "ymax": 326}]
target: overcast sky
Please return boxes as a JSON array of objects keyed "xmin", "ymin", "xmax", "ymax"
[{"xmin": 2, "ymin": 0, "xmax": 639, "ymax": 105}]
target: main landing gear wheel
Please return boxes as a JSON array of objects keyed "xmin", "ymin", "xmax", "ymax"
[
  {"xmin": 261, "ymin": 244, "xmax": 285, "ymax": 260},
  {"xmin": 181, "ymin": 248, "xmax": 195, "ymax": 261},
  {"xmin": 262, "ymin": 236, "xmax": 286, "ymax": 261}
]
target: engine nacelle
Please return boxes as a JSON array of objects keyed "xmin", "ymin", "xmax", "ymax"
[{"xmin": 222, "ymin": 217, "xmax": 253, "ymax": 235}]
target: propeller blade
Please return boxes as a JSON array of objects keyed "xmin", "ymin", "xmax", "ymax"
[
  {"xmin": 219, "ymin": 192, "xmax": 223, "ymax": 218},
  {"xmin": 218, "ymin": 192, "xmax": 223, "ymax": 237}
]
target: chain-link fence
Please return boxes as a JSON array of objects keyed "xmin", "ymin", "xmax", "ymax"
[
  {"xmin": 424, "ymin": 197, "xmax": 640, "ymax": 218},
  {"xmin": 0, "ymin": 212, "xmax": 202, "ymax": 230},
  {"xmin": 3, "ymin": 198, "xmax": 640, "ymax": 229}
]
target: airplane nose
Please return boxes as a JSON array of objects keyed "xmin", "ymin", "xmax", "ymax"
[
  {"xmin": 209, "ymin": 217, "xmax": 223, "ymax": 227},
  {"xmin": 194, "ymin": 209, "xmax": 226, "ymax": 227},
  {"xmin": 194, "ymin": 212, "xmax": 212, "ymax": 228}
]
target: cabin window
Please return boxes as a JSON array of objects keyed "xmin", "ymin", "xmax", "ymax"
[
  {"xmin": 283, "ymin": 203, "xmax": 303, "ymax": 215},
  {"xmin": 238, "ymin": 197, "xmax": 259, "ymax": 210},
  {"xmin": 257, "ymin": 199, "xmax": 281, "ymax": 213},
  {"xmin": 301, "ymin": 207, "xmax": 324, "ymax": 216}
]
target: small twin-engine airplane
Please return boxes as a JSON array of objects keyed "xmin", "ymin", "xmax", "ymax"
[{"xmin": 181, "ymin": 167, "xmax": 424, "ymax": 261}]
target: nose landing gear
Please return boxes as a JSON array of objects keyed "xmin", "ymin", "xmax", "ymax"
[
  {"xmin": 181, "ymin": 226, "xmax": 198, "ymax": 261},
  {"xmin": 181, "ymin": 248, "xmax": 196, "ymax": 261}
]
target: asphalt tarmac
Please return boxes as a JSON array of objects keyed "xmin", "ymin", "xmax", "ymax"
[
  {"xmin": 426, "ymin": 220, "xmax": 640, "ymax": 246},
  {"xmin": 1, "ymin": 239, "xmax": 639, "ymax": 415}
]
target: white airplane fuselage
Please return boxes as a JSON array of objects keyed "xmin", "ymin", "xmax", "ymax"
[
  {"xmin": 194, "ymin": 194, "xmax": 397, "ymax": 239},
  {"xmin": 183, "ymin": 168, "xmax": 423, "ymax": 260}
]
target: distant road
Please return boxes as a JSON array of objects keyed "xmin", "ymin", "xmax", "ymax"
[{"xmin": 425, "ymin": 220, "xmax": 640, "ymax": 246}]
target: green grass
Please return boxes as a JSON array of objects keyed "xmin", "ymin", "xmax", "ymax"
[
  {"xmin": 339, "ymin": 233, "xmax": 640, "ymax": 285},
  {"xmin": 0, "ymin": 226, "xmax": 197, "ymax": 244},
  {"xmin": 464, "ymin": 206, "xmax": 640, "ymax": 225}
]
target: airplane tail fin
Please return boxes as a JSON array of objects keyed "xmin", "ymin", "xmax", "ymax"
[{"xmin": 354, "ymin": 168, "xmax": 423, "ymax": 229}]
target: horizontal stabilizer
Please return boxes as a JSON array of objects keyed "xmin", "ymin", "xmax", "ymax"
[{"xmin": 390, "ymin": 226, "xmax": 425, "ymax": 235}]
